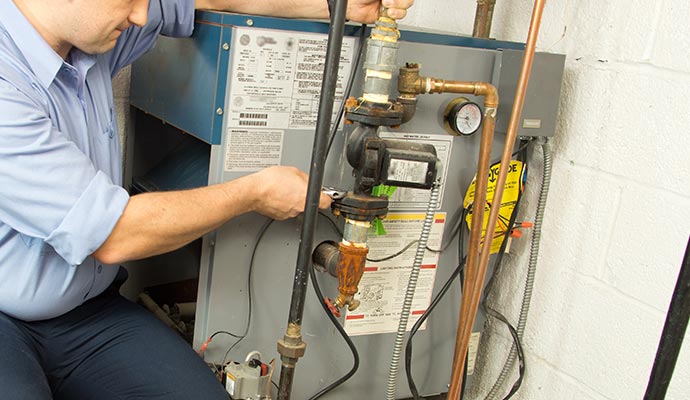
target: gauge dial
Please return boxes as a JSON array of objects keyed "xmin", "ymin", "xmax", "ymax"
[{"xmin": 444, "ymin": 98, "xmax": 483, "ymax": 136}]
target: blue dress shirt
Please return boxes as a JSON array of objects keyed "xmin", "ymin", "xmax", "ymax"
[{"xmin": 0, "ymin": 0, "xmax": 195, "ymax": 321}]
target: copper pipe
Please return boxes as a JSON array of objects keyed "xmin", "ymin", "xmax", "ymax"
[
  {"xmin": 447, "ymin": 0, "xmax": 547, "ymax": 397},
  {"xmin": 398, "ymin": 66, "xmax": 498, "ymax": 108},
  {"xmin": 397, "ymin": 70, "xmax": 498, "ymax": 317},
  {"xmin": 397, "ymin": 63, "xmax": 501, "ymax": 399},
  {"xmin": 447, "ymin": 108, "xmax": 495, "ymax": 400},
  {"xmin": 472, "ymin": 0, "xmax": 497, "ymax": 38}
]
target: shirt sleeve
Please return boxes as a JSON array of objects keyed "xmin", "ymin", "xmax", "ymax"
[
  {"xmin": 0, "ymin": 79, "xmax": 130, "ymax": 266},
  {"xmin": 107, "ymin": 0, "xmax": 196, "ymax": 76}
]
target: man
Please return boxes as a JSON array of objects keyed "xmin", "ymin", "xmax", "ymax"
[{"xmin": 0, "ymin": 0, "xmax": 414, "ymax": 398}]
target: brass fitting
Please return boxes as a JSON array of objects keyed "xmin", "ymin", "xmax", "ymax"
[
  {"xmin": 334, "ymin": 241, "xmax": 369, "ymax": 312},
  {"xmin": 397, "ymin": 64, "xmax": 499, "ymax": 108},
  {"xmin": 277, "ymin": 322, "xmax": 306, "ymax": 365}
]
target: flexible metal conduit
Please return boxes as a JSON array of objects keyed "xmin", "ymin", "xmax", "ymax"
[
  {"xmin": 385, "ymin": 182, "xmax": 441, "ymax": 400},
  {"xmin": 485, "ymin": 138, "xmax": 552, "ymax": 400},
  {"xmin": 448, "ymin": 0, "xmax": 547, "ymax": 396},
  {"xmin": 276, "ymin": 1, "xmax": 348, "ymax": 398}
]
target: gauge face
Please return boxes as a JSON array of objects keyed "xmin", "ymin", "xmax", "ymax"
[{"xmin": 450, "ymin": 101, "xmax": 483, "ymax": 135}]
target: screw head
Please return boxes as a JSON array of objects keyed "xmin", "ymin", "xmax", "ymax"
[
  {"xmin": 216, "ymin": 107, "xmax": 223, "ymax": 115},
  {"xmin": 246, "ymin": 19, "xmax": 254, "ymax": 26},
  {"xmin": 222, "ymin": 42, "xmax": 229, "ymax": 51}
]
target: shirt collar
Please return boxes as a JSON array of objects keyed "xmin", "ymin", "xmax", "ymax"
[{"xmin": 0, "ymin": 0, "xmax": 68, "ymax": 88}]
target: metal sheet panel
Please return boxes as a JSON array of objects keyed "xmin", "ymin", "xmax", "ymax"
[
  {"xmin": 130, "ymin": 22, "xmax": 229, "ymax": 144},
  {"xmin": 197, "ymin": 28, "xmax": 503, "ymax": 400},
  {"xmin": 494, "ymin": 49, "xmax": 566, "ymax": 137},
  {"xmin": 129, "ymin": 12, "xmax": 563, "ymax": 399}
]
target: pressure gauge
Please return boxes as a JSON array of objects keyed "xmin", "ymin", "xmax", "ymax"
[{"xmin": 444, "ymin": 97, "xmax": 483, "ymax": 136}]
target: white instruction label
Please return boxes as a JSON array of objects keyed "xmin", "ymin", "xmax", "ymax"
[
  {"xmin": 378, "ymin": 133, "xmax": 453, "ymax": 210},
  {"xmin": 225, "ymin": 373, "xmax": 236, "ymax": 394},
  {"xmin": 227, "ymin": 27, "xmax": 357, "ymax": 130},
  {"xmin": 387, "ymin": 159, "xmax": 429, "ymax": 184},
  {"xmin": 344, "ymin": 213, "xmax": 445, "ymax": 336},
  {"xmin": 467, "ymin": 332, "xmax": 481, "ymax": 375},
  {"xmin": 224, "ymin": 128, "xmax": 283, "ymax": 172}
]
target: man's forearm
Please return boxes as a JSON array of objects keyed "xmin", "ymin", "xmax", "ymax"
[
  {"xmin": 92, "ymin": 174, "xmax": 258, "ymax": 265},
  {"xmin": 92, "ymin": 166, "xmax": 327, "ymax": 265}
]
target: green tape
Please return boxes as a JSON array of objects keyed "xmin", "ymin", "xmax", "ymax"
[
  {"xmin": 370, "ymin": 218, "xmax": 387, "ymax": 236},
  {"xmin": 372, "ymin": 184, "xmax": 397, "ymax": 198}
]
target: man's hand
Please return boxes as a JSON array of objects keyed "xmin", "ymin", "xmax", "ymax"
[
  {"xmin": 93, "ymin": 165, "xmax": 331, "ymax": 264},
  {"xmin": 248, "ymin": 166, "xmax": 332, "ymax": 221},
  {"xmin": 347, "ymin": 0, "xmax": 415, "ymax": 24},
  {"xmin": 196, "ymin": 0, "xmax": 415, "ymax": 24}
]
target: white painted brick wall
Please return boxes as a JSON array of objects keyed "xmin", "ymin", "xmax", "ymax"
[
  {"xmin": 113, "ymin": 1, "xmax": 690, "ymax": 398},
  {"xmin": 407, "ymin": 0, "xmax": 690, "ymax": 399}
]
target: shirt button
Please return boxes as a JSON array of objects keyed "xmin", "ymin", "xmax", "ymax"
[{"xmin": 97, "ymin": 264, "xmax": 103, "ymax": 273}]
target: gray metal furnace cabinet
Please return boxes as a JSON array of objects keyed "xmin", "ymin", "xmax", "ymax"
[{"xmin": 129, "ymin": 10, "xmax": 564, "ymax": 399}]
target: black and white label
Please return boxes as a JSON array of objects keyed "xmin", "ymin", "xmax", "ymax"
[{"xmin": 226, "ymin": 27, "xmax": 357, "ymax": 130}]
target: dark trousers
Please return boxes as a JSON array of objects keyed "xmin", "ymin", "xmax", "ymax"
[{"xmin": 0, "ymin": 271, "xmax": 228, "ymax": 400}]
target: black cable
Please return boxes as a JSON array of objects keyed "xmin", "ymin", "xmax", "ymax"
[
  {"xmin": 404, "ymin": 141, "xmax": 531, "ymax": 398},
  {"xmin": 307, "ymin": 246, "xmax": 360, "ymax": 399},
  {"xmin": 512, "ymin": 139, "xmax": 530, "ymax": 158},
  {"xmin": 314, "ymin": 27, "xmax": 531, "ymax": 396},
  {"xmin": 480, "ymin": 142, "xmax": 530, "ymax": 400},
  {"xmin": 273, "ymin": 20, "xmax": 363, "ymax": 395},
  {"xmin": 484, "ymin": 307, "xmax": 525, "ymax": 399},
  {"xmin": 405, "ymin": 208, "xmax": 467, "ymax": 399},
  {"xmin": 213, "ymin": 214, "xmax": 335, "ymax": 372},
  {"xmin": 365, "ymin": 204, "xmax": 466, "ymax": 263},
  {"xmin": 367, "ymin": 239, "xmax": 420, "ymax": 262},
  {"xmin": 482, "ymin": 144, "xmax": 529, "ymax": 299},
  {"xmin": 367, "ymin": 211, "xmax": 466, "ymax": 263},
  {"xmin": 326, "ymin": 23, "xmax": 367, "ymax": 157},
  {"xmin": 405, "ymin": 259, "xmax": 466, "ymax": 399},
  {"xmin": 209, "ymin": 330, "xmax": 243, "ymax": 340},
  {"xmin": 435, "ymin": 205, "xmax": 468, "ymax": 253},
  {"xmin": 319, "ymin": 210, "xmax": 343, "ymax": 237},
  {"xmin": 221, "ymin": 218, "xmax": 275, "ymax": 367}
]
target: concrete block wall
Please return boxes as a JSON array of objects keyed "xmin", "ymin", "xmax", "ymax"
[
  {"xmin": 409, "ymin": 0, "xmax": 690, "ymax": 399},
  {"xmin": 114, "ymin": 1, "xmax": 690, "ymax": 398}
]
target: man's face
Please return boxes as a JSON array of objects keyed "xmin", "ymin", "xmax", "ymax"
[{"xmin": 61, "ymin": 0, "xmax": 149, "ymax": 54}]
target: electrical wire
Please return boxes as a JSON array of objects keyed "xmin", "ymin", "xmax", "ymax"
[
  {"xmin": 219, "ymin": 218, "xmax": 275, "ymax": 368},
  {"xmin": 326, "ymin": 23, "xmax": 367, "ymax": 157},
  {"xmin": 484, "ymin": 307, "xmax": 525, "ymax": 399},
  {"xmin": 213, "ymin": 21, "xmax": 366, "ymax": 394},
  {"xmin": 298, "ymin": 24, "xmax": 381, "ymax": 396},
  {"xmin": 480, "ymin": 142, "xmax": 530, "ymax": 400},
  {"xmin": 307, "ymin": 216, "xmax": 360, "ymax": 400},
  {"xmin": 367, "ymin": 240, "xmax": 421, "ymax": 262},
  {"xmin": 405, "ymin": 209, "xmax": 467, "ymax": 399},
  {"xmin": 483, "ymin": 138, "xmax": 551, "ymax": 400},
  {"xmin": 366, "ymin": 205, "xmax": 466, "ymax": 263},
  {"xmin": 404, "ymin": 141, "xmax": 530, "ymax": 399},
  {"xmin": 405, "ymin": 258, "xmax": 467, "ymax": 399},
  {"xmin": 386, "ymin": 183, "xmax": 441, "ymax": 400},
  {"xmin": 319, "ymin": 210, "xmax": 343, "ymax": 237}
]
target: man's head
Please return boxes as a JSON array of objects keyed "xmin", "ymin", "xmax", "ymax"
[{"xmin": 14, "ymin": 0, "xmax": 149, "ymax": 59}]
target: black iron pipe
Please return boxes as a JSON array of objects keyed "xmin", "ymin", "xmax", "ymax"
[
  {"xmin": 644, "ymin": 236, "xmax": 690, "ymax": 400},
  {"xmin": 277, "ymin": 1, "xmax": 349, "ymax": 399}
]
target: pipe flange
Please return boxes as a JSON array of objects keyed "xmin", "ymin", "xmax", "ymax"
[{"xmin": 331, "ymin": 194, "xmax": 389, "ymax": 222}]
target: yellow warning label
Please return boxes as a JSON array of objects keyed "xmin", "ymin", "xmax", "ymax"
[{"xmin": 463, "ymin": 160, "xmax": 525, "ymax": 254}]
